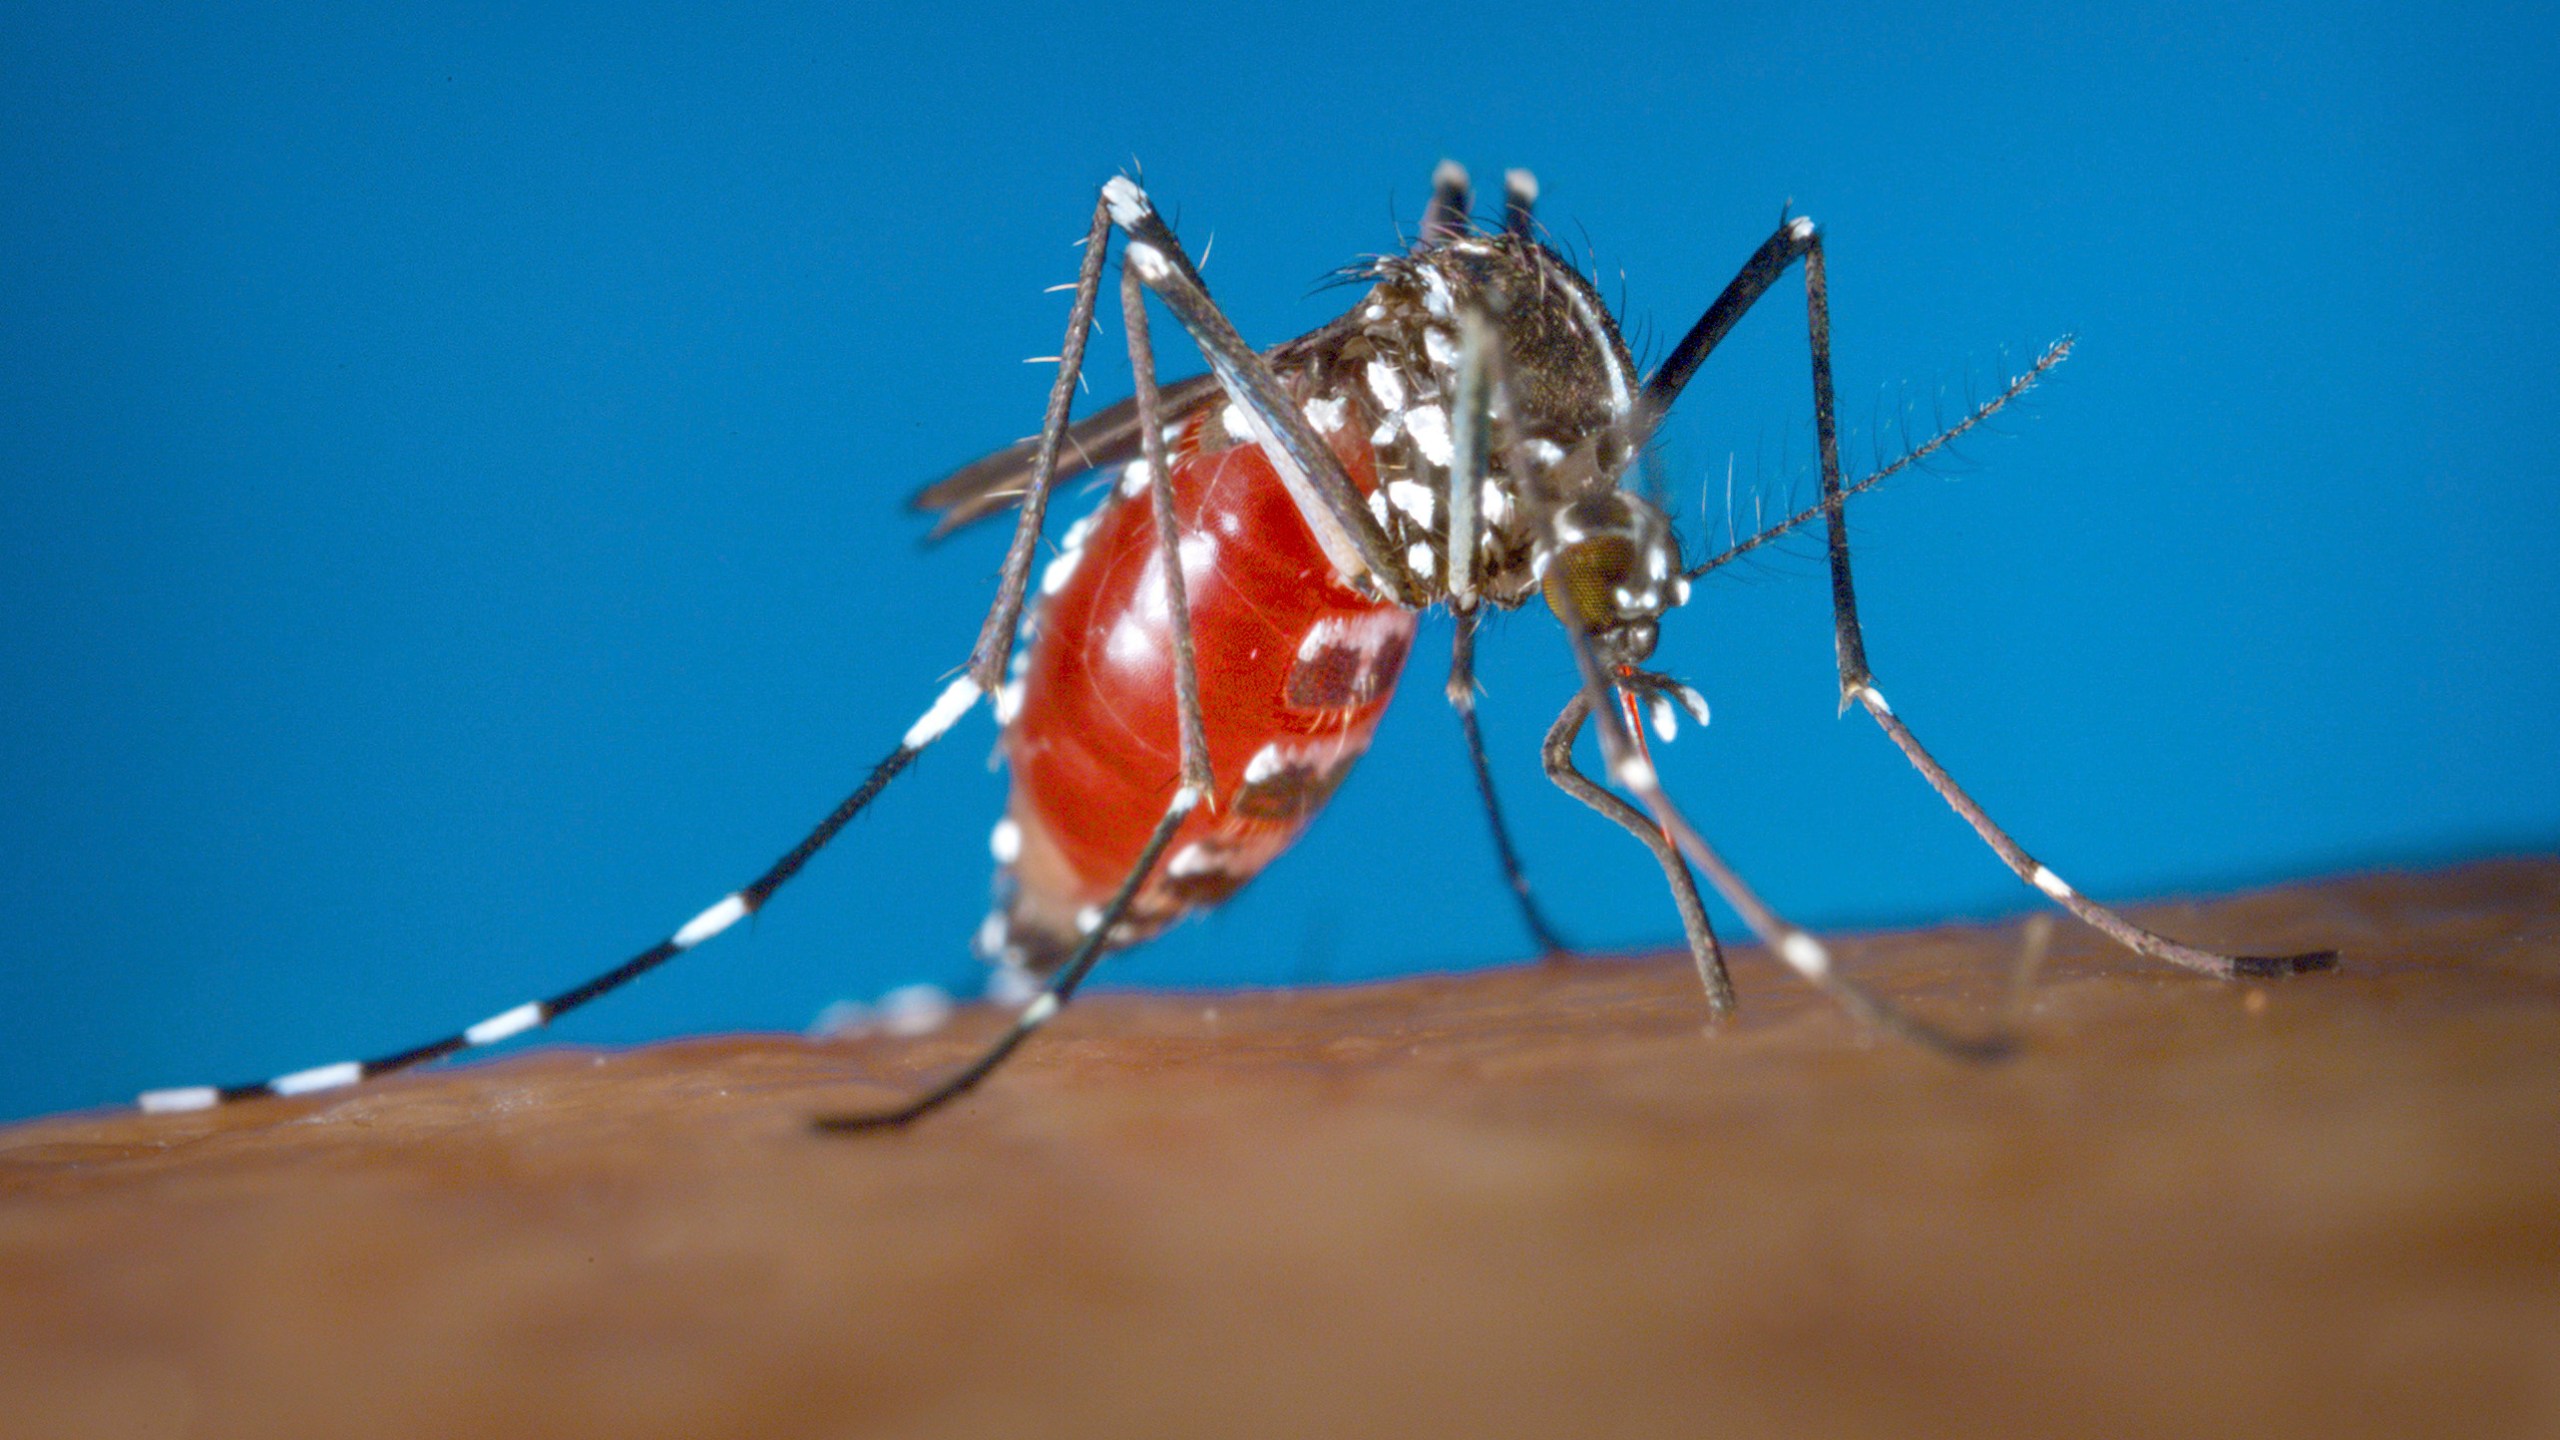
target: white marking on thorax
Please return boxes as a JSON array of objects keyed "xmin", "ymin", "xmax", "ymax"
[
  {"xmin": 1386, "ymin": 479, "xmax": 1437, "ymax": 527},
  {"xmin": 1364, "ymin": 358, "xmax": 1407, "ymax": 413},
  {"xmin": 1404, "ymin": 404, "xmax": 1453, "ymax": 467},
  {"xmin": 1304, "ymin": 395, "xmax": 1346, "ymax": 433},
  {"xmin": 1421, "ymin": 268, "xmax": 1454, "ymax": 319},
  {"xmin": 1424, "ymin": 327, "xmax": 1457, "ymax": 368}
]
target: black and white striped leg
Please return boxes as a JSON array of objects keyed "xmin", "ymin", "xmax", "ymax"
[
  {"xmin": 1547, "ymin": 611, "xmax": 2004, "ymax": 1055},
  {"xmin": 815, "ymin": 783, "xmax": 1205, "ymax": 1131},
  {"xmin": 1794, "ymin": 239, "xmax": 2335, "ymax": 980},
  {"xmin": 1540, "ymin": 693, "xmax": 1731, "ymax": 1012},
  {"xmin": 1449, "ymin": 609, "xmax": 1573, "ymax": 958},
  {"xmin": 816, "ymin": 211, "xmax": 1254, "ymax": 1129},
  {"xmin": 135, "ymin": 675, "xmax": 987, "ymax": 1113},
  {"xmin": 1100, "ymin": 177, "xmax": 1423, "ymax": 606},
  {"xmin": 133, "ymin": 200, "xmax": 1141, "ymax": 1116}
]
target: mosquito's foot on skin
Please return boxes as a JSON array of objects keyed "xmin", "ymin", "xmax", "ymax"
[{"xmin": 2230, "ymin": 949, "xmax": 2340, "ymax": 977}]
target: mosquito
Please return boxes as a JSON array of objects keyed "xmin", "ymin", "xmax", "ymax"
[{"xmin": 136, "ymin": 163, "xmax": 2335, "ymax": 1128}]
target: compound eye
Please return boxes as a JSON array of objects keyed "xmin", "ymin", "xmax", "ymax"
[{"xmin": 1542, "ymin": 535, "xmax": 1638, "ymax": 635}]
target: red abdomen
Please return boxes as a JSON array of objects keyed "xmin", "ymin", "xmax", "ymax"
[{"xmin": 989, "ymin": 410, "xmax": 1415, "ymax": 969}]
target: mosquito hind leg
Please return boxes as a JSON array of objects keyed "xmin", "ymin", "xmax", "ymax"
[
  {"xmin": 1793, "ymin": 236, "xmax": 2335, "ymax": 979},
  {"xmin": 817, "ymin": 783, "xmax": 1202, "ymax": 1131},
  {"xmin": 818, "ymin": 204, "xmax": 1241, "ymax": 1129},
  {"xmin": 134, "ymin": 192, "xmax": 1139, "ymax": 1117},
  {"xmin": 961, "ymin": 193, "xmax": 1119, "ymax": 693}
]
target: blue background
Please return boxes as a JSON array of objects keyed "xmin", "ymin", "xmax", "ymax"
[{"xmin": 5, "ymin": 3, "xmax": 2553, "ymax": 1121}]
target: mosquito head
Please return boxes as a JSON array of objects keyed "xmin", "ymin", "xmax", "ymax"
[{"xmin": 1537, "ymin": 489, "xmax": 1689, "ymax": 665}]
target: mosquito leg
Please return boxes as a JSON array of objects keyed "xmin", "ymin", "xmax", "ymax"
[
  {"xmin": 1795, "ymin": 237, "xmax": 2335, "ymax": 980},
  {"xmin": 815, "ymin": 784, "xmax": 1205, "ymax": 1131},
  {"xmin": 1101, "ymin": 177, "xmax": 1421, "ymax": 606},
  {"xmin": 1121, "ymin": 263, "xmax": 1214, "ymax": 796},
  {"xmin": 1435, "ymin": 292, "xmax": 1568, "ymax": 956},
  {"xmin": 1449, "ymin": 610, "xmax": 1573, "ymax": 957},
  {"xmin": 1541, "ymin": 693, "xmax": 1731, "ymax": 1011},
  {"xmin": 961, "ymin": 193, "xmax": 1118, "ymax": 694},
  {"xmin": 1547, "ymin": 678, "xmax": 2005, "ymax": 1055},
  {"xmin": 134, "ymin": 198, "xmax": 1133, "ymax": 1115},
  {"xmin": 814, "ymin": 223, "xmax": 1248, "ymax": 1128},
  {"xmin": 134, "ymin": 666, "xmax": 988, "ymax": 1112}
]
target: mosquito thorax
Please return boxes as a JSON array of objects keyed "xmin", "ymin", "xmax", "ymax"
[{"xmin": 1307, "ymin": 232, "xmax": 1642, "ymax": 611}]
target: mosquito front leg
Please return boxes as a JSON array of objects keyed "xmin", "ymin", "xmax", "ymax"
[
  {"xmin": 1541, "ymin": 693, "xmax": 1730, "ymax": 1011},
  {"xmin": 1545, "ymin": 651, "xmax": 2006, "ymax": 1056},
  {"xmin": 1795, "ymin": 238, "xmax": 2336, "ymax": 980}
]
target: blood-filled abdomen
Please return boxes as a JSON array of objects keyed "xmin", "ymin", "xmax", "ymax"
[{"xmin": 987, "ymin": 410, "xmax": 1415, "ymax": 971}]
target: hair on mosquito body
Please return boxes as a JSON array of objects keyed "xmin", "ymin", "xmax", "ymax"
[{"xmin": 133, "ymin": 162, "xmax": 2335, "ymax": 1131}]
